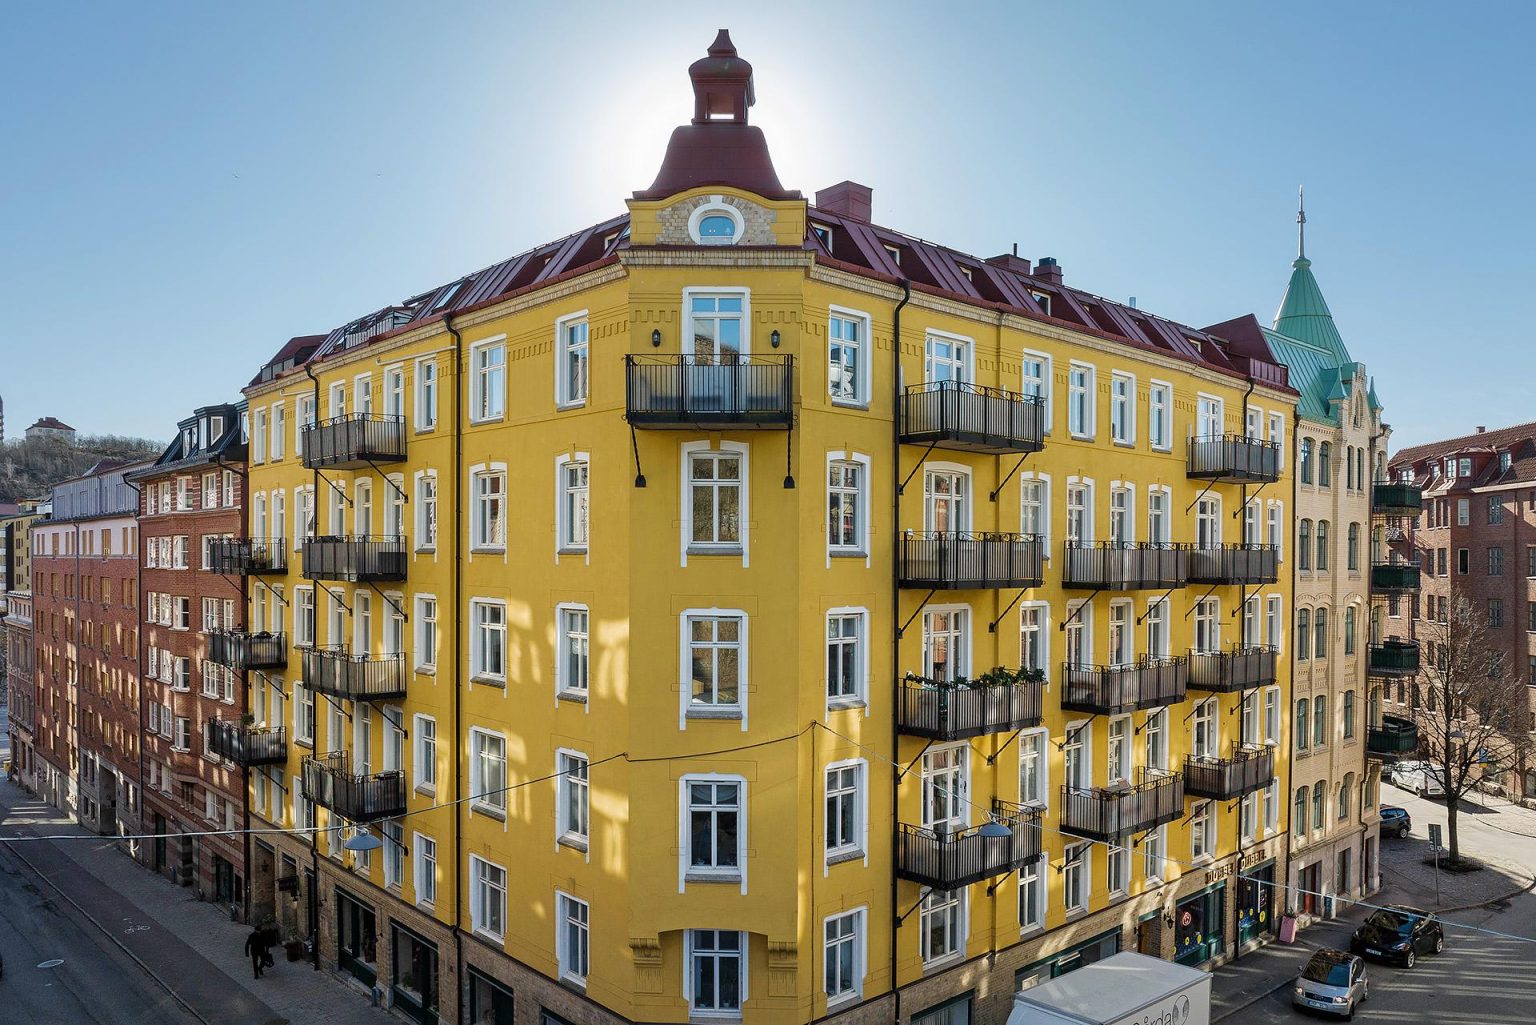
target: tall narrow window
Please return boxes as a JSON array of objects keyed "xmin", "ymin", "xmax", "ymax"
[
  {"xmin": 470, "ymin": 601, "xmax": 507, "ymax": 682},
  {"xmin": 688, "ymin": 930, "xmax": 744, "ymax": 1015},
  {"xmin": 557, "ymin": 752, "xmax": 590, "ymax": 847},
  {"xmin": 919, "ymin": 889, "xmax": 963, "ymax": 962},
  {"xmin": 1148, "ymin": 382, "xmax": 1171, "ymax": 449},
  {"xmin": 469, "ymin": 729, "xmax": 507, "ymax": 814},
  {"xmin": 558, "ymin": 459, "xmax": 590, "ymax": 553},
  {"xmin": 687, "ymin": 614, "xmax": 743, "ymax": 714},
  {"xmin": 556, "ymin": 314, "xmax": 589, "ymax": 407},
  {"xmin": 925, "ymin": 333, "xmax": 970, "ymax": 383},
  {"xmin": 1065, "ymin": 482, "xmax": 1091, "ymax": 544},
  {"xmin": 556, "ymin": 893, "xmax": 589, "ymax": 984},
  {"xmin": 827, "ymin": 460, "xmax": 865, "ymax": 554},
  {"xmin": 1109, "ymin": 487, "xmax": 1132, "ymax": 544},
  {"xmin": 1147, "ymin": 488, "xmax": 1169, "ymax": 545},
  {"xmin": 922, "ymin": 609, "xmax": 967, "ymax": 683},
  {"xmin": 685, "ymin": 780, "xmax": 742, "ymax": 876},
  {"xmin": 1109, "ymin": 372, "xmax": 1134, "ymax": 443},
  {"xmin": 558, "ymin": 606, "xmax": 589, "ymax": 700},
  {"xmin": 1021, "ymin": 352, "xmax": 1052, "ymax": 428},
  {"xmin": 828, "ymin": 310, "xmax": 869, "ymax": 405},
  {"xmin": 1020, "ymin": 477, "xmax": 1048, "ymax": 543},
  {"xmin": 415, "ymin": 357, "xmax": 438, "ymax": 430},
  {"xmin": 689, "ymin": 451, "xmax": 743, "ymax": 548},
  {"xmin": 688, "ymin": 293, "xmax": 745, "ymax": 363},
  {"xmin": 415, "ymin": 474, "xmax": 437, "ymax": 551},
  {"xmin": 825, "ymin": 910, "xmax": 865, "ymax": 1004},
  {"xmin": 825, "ymin": 763, "xmax": 865, "ymax": 861},
  {"xmin": 924, "ymin": 469, "xmax": 968, "ymax": 532},
  {"xmin": 827, "ymin": 612, "xmax": 865, "ymax": 707},
  {"xmin": 471, "ymin": 340, "xmax": 506, "ymax": 421},
  {"xmin": 471, "ymin": 469, "xmax": 505, "ymax": 549},
  {"xmin": 1067, "ymin": 364, "xmax": 1094, "ymax": 437}
]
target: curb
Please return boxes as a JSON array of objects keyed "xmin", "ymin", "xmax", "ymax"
[
  {"xmin": 1436, "ymin": 870, "xmax": 1536, "ymax": 914},
  {"xmin": 4, "ymin": 833, "xmax": 213, "ymax": 1025}
]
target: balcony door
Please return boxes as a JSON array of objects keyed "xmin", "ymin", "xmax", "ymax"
[
  {"xmin": 921, "ymin": 746, "xmax": 968, "ymax": 833},
  {"xmin": 922, "ymin": 609, "xmax": 967, "ymax": 684},
  {"xmin": 1194, "ymin": 598, "xmax": 1220, "ymax": 654},
  {"xmin": 1196, "ymin": 496, "xmax": 1220, "ymax": 548},
  {"xmin": 1063, "ymin": 725, "xmax": 1090, "ymax": 791},
  {"xmin": 685, "ymin": 292, "xmax": 745, "ymax": 413},
  {"xmin": 925, "ymin": 333, "xmax": 970, "ymax": 385},
  {"xmin": 924, "ymin": 469, "xmax": 969, "ymax": 533},
  {"xmin": 1197, "ymin": 395, "xmax": 1223, "ymax": 439}
]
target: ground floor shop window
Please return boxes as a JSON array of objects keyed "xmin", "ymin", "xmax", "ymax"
[
  {"xmin": 468, "ymin": 969, "xmax": 513, "ymax": 1025},
  {"xmin": 1174, "ymin": 885, "xmax": 1226, "ymax": 966},
  {"xmin": 1238, "ymin": 862, "xmax": 1275, "ymax": 945},
  {"xmin": 391, "ymin": 923, "xmax": 439, "ymax": 1024},
  {"xmin": 335, "ymin": 889, "xmax": 377, "ymax": 984},
  {"xmin": 1017, "ymin": 928, "xmax": 1121, "ymax": 990}
]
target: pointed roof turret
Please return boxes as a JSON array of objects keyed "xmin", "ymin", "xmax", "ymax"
[{"xmin": 1272, "ymin": 188, "xmax": 1350, "ymax": 361}]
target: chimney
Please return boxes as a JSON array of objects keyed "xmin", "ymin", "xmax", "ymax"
[
  {"xmin": 986, "ymin": 251, "xmax": 1033, "ymax": 275},
  {"xmin": 1033, "ymin": 256, "xmax": 1063, "ymax": 285},
  {"xmin": 815, "ymin": 181, "xmax": 873, "ymax": 221},
  {"xmin": 1477, "ymin": 425, "xmax": 1487, "ymax": 434}
]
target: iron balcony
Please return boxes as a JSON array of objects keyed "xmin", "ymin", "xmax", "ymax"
[
  {"xmin": 207, "ymin": 720, "xmax": 288, "ymax": 767},
  {"xmin": 1371, "ymin": 561, "xmax": 1421, "ymax": 592},
  {"xmin": 301, "ymin": 414, "xmax": 407, "ymax": 470},
  {"xmin": 301, "ymin": 646, "xmax": 407, "ymax": 702},
  {"xmin": 1371, "ymin": 483, "xmax": 1424, "ymax": 515},
  {"xmin": 302, "ymin": 536, "xmax": 407, "ymax": 582},
  {"xmin": 1187, "ymin": 646, "xmax": 1277, "ymax": 693},
  {"xmin": 895, "ymin": 800, "xmax": 1042, "ymax": 890},
  {"xmin": 207, "ymin": 536, "xmax": 287, "ymax": 575},
  {"xmin": 1188, "ymin": 544, "xmax": 1279, "ymax": 585},
  {"xmin": 1061, "ymin": 657, "xmax": 1189, "ymax": 715},
  {"xmin": 898, "ymin": 381, "xmax": 1046, "ymax": 454},
  {"xmin": 624, "ymin": 354, "xmax": 793, "ymax": 429},
  {"xmin": 301, "ymin": 752, "xmax": 406, "ymax": 823},
  {"xmin": 206, "ymin": 630, "xmax": 287, "ymax": 671},
  {"xmin": 896, "ymin": 672, "xmax": 1044, "ymax": 741},
  {"xmin": 1062, "ymin": 542, "xmax": 1190, "ymax": 590},
  {"xmin": 1367, "ymin": 715, "xmax": 1419, "ymax": 757},
  {"xmin": 1186, "ymin": 433, "xmax": 1281, "ymax": 483},
  {"xmin": 898, "ymin": 532, "xmax": 1044, "ymax": 590},
  {"xmin": 1368, "ymin": 639, "xmax": 1421, "ymax": 677},
  {"xmin": 1183, "ymin": 745, "xmax": 1275, "ymax": 800},
  {"xmin": 1060, "ymin": 769, "xmax": 1184, "ymax": 842}
]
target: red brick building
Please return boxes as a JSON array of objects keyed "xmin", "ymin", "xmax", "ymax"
[
  {"xmin": 31, "ymin": 459, "xmax": 149, "ymax": 837},
  {"xmin": 130, "ymin": 404, "xmax": 254, "ymax": 911},
  {"xmin": 1389, "ymin": 422, "xmax": 1536, "ymax": 799}
]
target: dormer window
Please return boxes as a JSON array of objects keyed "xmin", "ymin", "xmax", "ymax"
[
  {"xmin": 688, "ymin": 201, "xmax": 744, "ymax": 246},
  {"xmin": 811, "ymin": 224, "xmax": 833, "ymax": 251},
  {"xmin": 208, "ymin": 415, "xmax": 224, "ymax": 441},
  {"xmin": 1029, "ymin": 291, "xmax": 1052, "ymax": 317},
  {"xmin": 1500, "ymin": 452, "xmax": 1512, "ymax": 472}
]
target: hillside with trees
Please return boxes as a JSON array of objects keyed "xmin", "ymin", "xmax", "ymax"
[{"xmin": 0, "ymin": 434, "xmax": 165, "ymax": 504}]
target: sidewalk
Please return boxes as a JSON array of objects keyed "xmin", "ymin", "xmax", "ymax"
[{"xmin": 0, "ymin": 780, "xmax": 386, "ymax": 1025}]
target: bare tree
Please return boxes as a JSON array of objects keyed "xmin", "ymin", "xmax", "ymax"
[{"xmin": 1410, "ymin": 586, "xmax": 1534, "ymax": 865}]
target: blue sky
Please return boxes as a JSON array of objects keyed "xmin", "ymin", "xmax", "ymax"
[{"xmin": 2, "ymin": 1, "xmax": 1531, "ymax": 448}]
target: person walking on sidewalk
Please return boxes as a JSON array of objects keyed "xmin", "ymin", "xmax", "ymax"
[{"xmin": 244, "ymin": 926, "xmax": 266, "ymax": 979}]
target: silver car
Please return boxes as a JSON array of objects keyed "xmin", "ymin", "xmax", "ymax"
[{"xmin": 1293, "ymin": 949, "xmax": 1369, "ymax": 1020}]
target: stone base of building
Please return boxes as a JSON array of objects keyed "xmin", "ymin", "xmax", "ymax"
[
  {"xmin": 141, "ymin": 791, "xmax": 248, "ymax": 917},
  {"xmin": 1288, "ymin": 826, "xmax": 1379, "ymax": 927}
]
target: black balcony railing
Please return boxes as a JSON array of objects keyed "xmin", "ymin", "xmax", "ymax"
[
  {"xmin": 1372, "ymin": 483, "xmax": 1424, "ymax": 514},
  {"xmin": 1369, "ymin": 640, "xmax": 1421, "ymax": 676},
  {"xmin": 301, "ymin": 536, "xmax": 407, "ymax": 582},
  {"xmin": 1061, "ymin": 657, "xmax": 1189, "ymax": 715},
  {"xmin": 207, "ymin": 720, "xmax": 288, "ymax": 767},
  {"xmin": 1368, "ymin": 715, "xmax": 1420, "ymax": 757},
  {"xmin": 896, "ymin": 669, "xmax": 1044, "ymax": 740},
  {"xmin": 898, "ymin": 381, "xmax": 1046, "ymax": 454},
  {"xmin": 301, "ymin": 413, "xmax": 407, "ymax": 470},
  {"xmin": 1183, "ymin": 746, "xmax": 1275, "ymax": 800},
  {"xmin": 206, "ymin": 630, "xmax": 287, "ymax": 671},
  {"xmin": 895, "ymin": 800, "xmax": 1042, "ymax": 890},
  {"xmin": 301, "ymin": 752, "xmax": 407, "ymax": 823},
  {"xmin": 624, "ymin": 355, "xmax": 793, "ymax": 429},
  {"xmin": 1371, "ymin": 562, "xmax": 1421, "ymax": 592},
  {"xmin": 207, "ymin": 537, "xmax": 287, "ymax": 575},
  {"xmin": 1062, "ymin": 542, "xmax": 1190, "ymax": 590},
  {"xmin": 301, "ymin": 647, "xmax": 407, "ymax": 702},
  {"xmin": 1187, "ymin": 646, "xmax": 1278, "ymax": 693},
  {"xmin": 1061, "ymin": 769, "xmax": 1184, "ymax": 842},
  {"xmin": 1188, "ymin": 544, "xmax": 1279, "ymax": 585},
  {"xmin": 1187, "ymin": 433, "xmax": 1281, "ymax": 483},
  {"xmin": 898, "ymin": 532, "xmax": 1044, "ymax": 589}
]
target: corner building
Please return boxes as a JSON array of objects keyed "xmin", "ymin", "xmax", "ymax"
[{"xmin": 241, "ymin": 32, "xmax": 1296, "ymax": 1025}]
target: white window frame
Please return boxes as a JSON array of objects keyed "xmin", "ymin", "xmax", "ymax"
[
  {"xmin": 1109, "ymin": 371, "xmax": 1135, "ymax": 445},
  {"xmin": 823, "ymin": 907, "xmax": 867, "ymax": 1006},
  {"xmin": 828, "ymin": 306, "xmax": 872, "ymax": 407},
  {"xmin": 826, "ymin": 450, "xmax": 872, "ymax": 564},
  {"xmin": 555, "ymin": 454, "xmax": 590, "ymax": 559},
  {"xmin": 680, "ymin": 609, "xmax": 747, "ymax": 727},
  {"xmin": 1018, "ymin": 601, "xmax": 1049, "ymax": 679},
  {"xmin": 679, "ymin": 773, "xmax": 748, "ymax": 893},
  {"xmin": 823, "ymin": 758, "xmax": 868, "ymax": 869},
  {"xmin": 1067, "ymin": 361, "xmax": 1095, "ymax": 439},
  {"xmin": 685, "ymin": 929, "xmax": 747, "ymax": 1017},
  {"xmin": 414, "ymin": 832, "xmax": 437, "ymax": 907},
  {"xmin": 1019, "ymin": 472, "xmax": 1051, "ymax": 551},
  {"xmin": 924, "ymin": 329, "xmax": 973, "ymax": 385},
  {"xmin": 1148, "ymin": 379, "xmax": 1173, "ymax": 451},
  {"xmin": 555, "ymin": 891, "xmax": 590, "ymax": 986},
  {"xmin": 469, "ymin": 336, "xmax": 507, "ymax": 423},
  {"xmin": 1017, "ymin": 727, "xmax": 1049, "ymax": 808},
  {"xmin": 469, "ymin": 599, "xmax": 507, "ymax": 684},
  {"xmin": 468, "ymin": 726, "xmax": 507, "ymax": 817},
  {"xmin": 554, "ymin": 310, "xmax": 590, "ymax": 409},
  {"xmin": 682, "ymin": 286, "xmax": 750, "ymax": 359},
  {"xmin": 825, "ymin": 607, "xmax": 869, "ymax": 712},
  {"xmin": 556, "ymin": 748, "xmax": 590, "ymax": 851},
  {"xmin": 919, "ymin": 888, "xmax": 967, "ymax": 965},
  {"xmin": 1020, "ymin": 350, "xmax": 1053, "ymax": 433},
  {"xmin": 687, "ymin": 202, "xmax": 745, "ymax": 245},
  {"xmin": 1063, "ymin": 844, "xmax": 1090, "ymax": 913},
  {"xmin": 414, "ymin": 594, "xmax": 438, "ymax": 673},
  {"xmin": 469, "ymin": 464, "xmax": 507, "ymax": 551},
  {"xmin": 412, "ymin": 713, "xmax": 437, "ymax": 793},
  {"xmin": 415, "ymin": 357, "xmax": 438, "ymax": 431},
  {"xmin": 469, "ymin": 855, "xmax": 506, "ymax": 940},
  {"xmin": 556, "ymin": 603, "xmax": 590, "ymax": 702},
  {"xmin": 680, "ymin": 441, "xmax": 750, "ymax": 567}
]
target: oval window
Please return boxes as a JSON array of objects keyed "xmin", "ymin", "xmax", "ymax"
[{"xmin": 698, "ymin": 214, "xmax": 737, "ymax": 240}]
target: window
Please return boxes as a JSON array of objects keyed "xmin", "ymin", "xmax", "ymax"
[
  {"xmin": 1067, "ymin": 363, "xmax": 1094, "ymax": 437},
  {"xmin": 1266, "ymin": 596, "xmax": 1283, "ymax": 655},
  {"xmin": 1313, "ymin": 695, "xmax": 1327, "ymax": 747},
  {"xmin": 825, "ymin": 762, "xmax": 865, "ymax": 862},
  {"xmin": 470, "ymin": 339, "xmax": 506, "ymax": 421},
  {"xmin": 1460, "ymin": 457, "xmax": 1472, "ymax": 477},
  {"xmin": 1458, "ymin": 548, "xmax": 1470, "ymax": 574},
  {"xmin": 1109, "ymin": 372, "xmax": 1134, "ymax": 443},
  {"xmin": 826, "ymin": 610, "xmax": 866, "ymax": 708},
  {"xmin": 294, "ymin": 684, "xmax": 315, "ymax": 744},
  {"xmin": 469, "ymin": 728, "xmax": 507, "ymax": 814},
  {"xmin": 1489, "ymin": 599, "xmax": 1504, "ymax": 627},
  {"xmin": 1145, "ymin": 598, "xmax": 1169, "ymax": 659},
  {"xmin": 1107, "ymin": 842, "xmax": 1129, "ymax": 895},
  {"xmin": 412, "ymin": 833, "xmax": 437, "ymax": 906},
  {"xmin": 1313, "ymin": 607, "xmax": 1328, "ymax": 659},
  {"xmin": 1299, "ymin": 439, "xmax": 1313, "ymax": 484},
  {"xmin": 1109, "ymin": 487, "xmax": 1132, "ymax": 544},
  {"xmin": 1192, "ymin": 699, "xmax": 1216, "ymax": 759},
  {"xmin": 920, "ymin": 889, "xmax": 964, "ymax": 962},
  {"xmin": 688, "ymin": 450, "xmax": 744, "ymax": 549},
  {"xmin": 687, "ymin": 930, "xmax": 744, "ymax": 1015},
  {"xmin": 1263, "ymin": 686, "xmax": 1281, "ymax": 745},
  {"xmin": 470, "ymin": 856, "xmax": 506, "ymax": 939},
  {"xmin": 557, "ymin": 751, "xmax": 590, "ymax": 848},
  {"xmin": 1267, "ymin": 412, "xmax": 1285, "ymax": 467},
  {"xmin": 557, "ymin": 605, "xmax": 589, "ymax": 700},
  {"xmin": 1343, "ymin": 606, "xmax": 1356, "ymax": 655},
  {"xmin": 828, "ymin": 309, "xmax": 870, "ymax": 405},
  {"xmin": 413, "ymin": 714, "xmax": 437, "ymax": 792},
  {"xmin": 827, "ymin": 459, "xmax": 866, "ymax": 554},
  {"xmin": 1315, "ymin": 520, "xmax": 1329, "ymax": 571},
  {"xmin": 1019, "ymin": 604, "xmax": 1048, "ymax": 675},
  {"xmin": 471, "ymin": 469, "xmax": 506, "ymax": 549},
  {"xmin": 1108, "ymin": 601, "xmax": 1132, "ymax": 666},
  {"xmin": 921, "ymin": 745, "xmax": 968, "ymax": 830},
  {"xmin": 1107, "ymin": 715, "xmax": 1131, "ymax": 783},
  {"xmin": 1268, "ymin": 502, "xmax": 1284, "ymax": 559},
  {"xmin": 252, "ymin": 407, "xmax": 267, "ymax": 463},
  {"xmin": 1318, "ymin": 442, "xmax": 1332, "ymax": 487},
  {"xmin": 414, "ymin": 596, "xmax": 437, "ymax": 671},
  {"xmin": 1457, "ymin": 499, "xmax": 1469, "ymax": 526},
  {"xmin": 923, "ymin": 607, "xmax": 969, "ymax": 682},
  {"xmin": 555, "ymin": 313, "xmax": 589, "ymax": 407},
  {"xmin": 1298, "ymin": 520, "xmax": 1312, "ymax": 571},
  {"xmin": 925, "ymin": 332, "xmax": 970, "ymax": 384},
  {"xmin": 415, "ymin": 357, "xmax": 438, "ymax": 430},
  {"xmin": 557, "ymin": 458, "xmax": 589, "ymax": 553},
  {"xmin": 684, "ymin": 778, "xmax": 742, "ymax": 878},
  {"xmin": 1148, "ymin": 381, "xmax": 1172, "ymax": 450},
  {"xmin": 1146, "ymin": 486, "xmax": 1170, "ymax": 545},
  {"xmin": 1191, "ymin": 801, "xmax": 1213, "ymax": 860},
  {"xmin": 1490, "ymin": 546, "xmax": 1505, "ymax": 576},
  {"xmin": 1019, "ymin": 854, "xmax": 1046, "ymax": 928},
  {"xmin": 1065, "ymin": 481, "xmax": 1091, "ymax": 544},
  {"xmin": 414, "ymin": 473, "xmax": 437, "ymax": 551},
  {"xmin": 1295, "ymin": 698, "xmax": 1310, "ymax": 751},
  {"xmin": 1018, "ymin": 729, "xmax": 1048, "ymax": 807},
  {"xmin": 1143, "ymin": 826, "xmax": 1166, "ymax": 881},
  {"xmin": 1342, "ymin": 691, "xmax": 1356, "ymax": 739},
  {"xmin": 1294, "ymin": 788, "xmax": 1309, "ymax": 839},
  {"xmin": 383, "ymin": 822, "xmax": 404, "ymax": 888},
  {"xmin": 825, "ymin": 910, "xmax": 865, "ymax": 1004},
  {"xmin": 1020, "ymin": 476, "xmax": 1049, "ymax": 546},
  {"xmin": 1347, "ymin": 523, "xmax": 1360, "ymax": 570},
  {"xmin": 470, "ymin": 601, "xmax": 506, "ymax": 682},
  {"xmin": 1021, "ymin": 352, "xmax": 1052, "ymax": 429},
  {"xmin": 1063, "ymin": 844, "xmax": 1089, "ymax": 912},
  {"xmin": 686, "ymin": 613, "xmax": 743, "ymax": 716},
  {"xmin": 1313, "ymin": 782, "xmax": 1326, "ymax": 831}
]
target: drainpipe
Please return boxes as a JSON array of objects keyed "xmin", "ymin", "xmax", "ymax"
[
  {"xmin": 123, "ymin": 477, "xmax": 144, "ymax": 858},
  {"xmin": 302, "ymin": 362, "xmax": 327, "ymax": 971},
  {"xmin": 888, "ymin": 279, "xmax": 911, "ymax": 1025},
  {"xmin": 1285, "ymin": 403, "xmax": 1301, "ymax": 916},
  {"xmin": 444, "ymin": 313, "xmax": 466, "ymax": 1025},
  {"xmin": 216, "ymin": 450, "xmax": 255, "ymax": 924}
]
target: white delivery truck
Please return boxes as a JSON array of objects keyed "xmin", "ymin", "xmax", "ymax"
[{"xmin": 1005, "ymin": 952, "xmax": 1211, "ymax": 1025}]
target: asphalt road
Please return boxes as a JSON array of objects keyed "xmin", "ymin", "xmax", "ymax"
[{"xmin": 0, "ymin": 839, "xmax": 199, "ymax": 1025}]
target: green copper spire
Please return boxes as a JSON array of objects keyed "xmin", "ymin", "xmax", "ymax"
[{"xmin": 1273, "ymin": 186, "xmax": 1350, "ymax": 361}]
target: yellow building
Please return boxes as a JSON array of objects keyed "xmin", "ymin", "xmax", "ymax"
[{"xmin": 238, "ymin": 31, "xmax": 1296, "ymax": 1025}]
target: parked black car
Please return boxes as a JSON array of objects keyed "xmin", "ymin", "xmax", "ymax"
[
  {"xmin": 1350, "ymin": 905, "xmax": 1444, "ymax": 967},
  {"xmin": 1379, "ymin": 805, "xmax": 1411, "ymax": 838}
]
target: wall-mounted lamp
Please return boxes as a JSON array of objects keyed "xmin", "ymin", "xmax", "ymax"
[
  {"xmin": 770, "ymin": 329, "xmax": 781, "ymax": 348},
  {"xmin": 651, "ymin": 329, "xmax": 662, "ymax": 348}
]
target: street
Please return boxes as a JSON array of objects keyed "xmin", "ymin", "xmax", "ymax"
[{"xmin": 1233, "ymin": 783, "xmax": 1536, "ymax": 1024}]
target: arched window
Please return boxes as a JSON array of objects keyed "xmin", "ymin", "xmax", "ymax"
[
  {"xmin": 1347, "ymin": 523, "xmax": 1360, "ymax": 570},
  {"xmin": 688, "ymin": 202, "xmax": 745, "ymax": 245},
  {"xmin": 1342, "ymin": 690, "xmax": 1356, "ymax": 738},
  {"xmin": 1371, "ymin": 524, "xmax": 1385, "ymax": 566},
  {"xmin": 1339, "ymin": 774, "xmax": 1354, "ymax": 820},
  {"xmin": 1313, "ymin": 694, "xmax": 1328, "ymax": 746},
  {"xmin": 1297, "ymin": 608, "xmax": 1311, "ymax": 660},
  {"xmin": 1295, "ymin": 699, "xmax": 1310, "ymax": 749},
  {"xmin": 1314, "ymin": 608, "xmax": 1328, "ymax": 659},
  {"xmin": 1299, "ymin": 520, "xmax": 1312, "ymax": 570},
  {"xmin": 1345, "ymin": 446, "xmax": 1355, "ymax": 490},
  {"xmin": 1316, "ymin": 520, "xmax": 1329, "ymax": 571},
  {"xmin": 1294, "ymin": 788, "xmax": 1309, "ymax": 838},
  {"xmin": 1312, "ymin": 781, "xmax": 1326, "ymax": 830},
  {"xmin": 1319, "ymin": 442, "xmax": 1332, "ymax": 487},
  {"xmin": 1300, "ymin": 439, "xmax": 1314, "ymax": 484},
  {"xmin": 1357, "ymin": 448, "xmax": 1366, "ymax": 488},
  {"xmin": 1370, "ymin": 605, "xmax": 1383, "ymax": 646}
]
